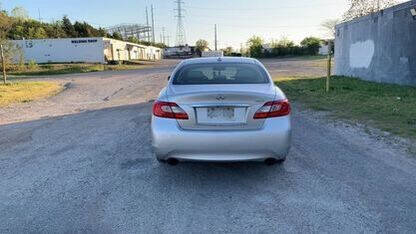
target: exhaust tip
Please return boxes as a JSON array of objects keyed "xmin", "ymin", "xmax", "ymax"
[{"xmin": 167, "ymin": 158, "xmax": 179, "ymax": 166}]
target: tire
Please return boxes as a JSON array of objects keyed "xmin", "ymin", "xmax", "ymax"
[{"xmin": 156, "ymin": 158, "xmax": 166, "ymax": 163}]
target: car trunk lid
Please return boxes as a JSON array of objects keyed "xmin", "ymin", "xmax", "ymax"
[{"xmin": 167, "ymin": 84, "xmax": 276, "ymax": 130}]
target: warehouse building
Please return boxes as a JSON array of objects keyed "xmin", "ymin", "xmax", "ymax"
[{"xmin": 12, "ymin": 37, "xmax": 163, "ymax": 64}]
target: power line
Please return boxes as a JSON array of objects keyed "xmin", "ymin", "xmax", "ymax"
[
  {"xmin": 174, "ymin": 0, "xmax": 186, "ymax": 46},
  {"xmin": 184, "ymin": 3, "xmax": 339, "ymax": 11},
  {"xmin": 155, "ymin": 2, "xmax": 339, "ymax": 11}
]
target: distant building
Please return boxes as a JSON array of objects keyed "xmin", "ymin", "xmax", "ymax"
[
  {"xmin": 201, "ymin": 51, "xmax": 224, "ymax": 57},
  {"xmin": 164, "ymin": 45, "xmax": 196, "ymax": 58},
  {"xmin": 318, "ymin": 40, "xmax": 333, "ymax": 55},
  {"xmin": 12, "ymin": 37, "xmax": 163, "ymax": 64}
]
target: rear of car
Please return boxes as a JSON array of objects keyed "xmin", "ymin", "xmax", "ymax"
[{"xmin": 151, "ymin": 57, "xmax": 291, "ymax": 164}]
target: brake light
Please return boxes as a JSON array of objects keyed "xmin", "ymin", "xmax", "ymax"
[
  {"xmin": 253, "ymin": 99, "xmax": 291, "ymax": 119},
  {"xmin": 153, "ymin": 101, "xmax": 189, "ymax": 119}
]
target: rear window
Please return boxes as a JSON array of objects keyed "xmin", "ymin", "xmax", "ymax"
[{"xmin": 172, "ymin": 63, "xmax": 269, "ymax": 85}]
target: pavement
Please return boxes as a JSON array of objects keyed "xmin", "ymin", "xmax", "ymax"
[{"xmin": 1, "ymin": 58, "xmax": 416, "ymax": 233}]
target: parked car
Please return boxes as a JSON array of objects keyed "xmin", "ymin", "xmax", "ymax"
[{"xmin": 151, "ymin": 57, "xmax": 291, "ymax": 165}]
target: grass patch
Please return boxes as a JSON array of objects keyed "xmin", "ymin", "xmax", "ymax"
[
  {"xmin": 295, "ymin": 55, "xmax": 328, "ymax": 60},
  {"xmin": 275, "ymin": 76, "xmax": 416, "ymax": 139},
  {"xmin": 9, "ymin": 63, "xmax": 153, "ymax": 77},
  {"xmin": 0, "ymin": 82, "xmax": 62, "ymax": 107}
]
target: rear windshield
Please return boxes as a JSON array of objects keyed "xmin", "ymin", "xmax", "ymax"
[{"xmin": 172, "ymin": 63, "xmax": 269, "ymax": 85}]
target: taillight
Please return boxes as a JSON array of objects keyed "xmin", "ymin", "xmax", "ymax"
[
  {"xmin": 152, "ymin": 101, "xmax": 189, "ymax": 119},
  {"xmin": 253, "ymin": 99, "xmax": 291, "ymax": 119}
]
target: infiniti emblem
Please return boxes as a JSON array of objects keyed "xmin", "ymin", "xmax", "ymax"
[{"xmin": 216, "ymin": 95, "xmax": 226, "ymax": 101}]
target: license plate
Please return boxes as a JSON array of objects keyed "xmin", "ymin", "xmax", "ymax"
[
  {"xmin": 196, "ymin": 107, "xmax": 246, "ymax": 124},
  {"xmin": 207, "ymin": 107, "xmax": 234, "ymax": 120}
]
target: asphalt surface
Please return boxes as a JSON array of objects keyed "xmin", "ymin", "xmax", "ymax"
[{"xmin": 1, "ymin": 59, "xmax": 416, "ymax": 233}]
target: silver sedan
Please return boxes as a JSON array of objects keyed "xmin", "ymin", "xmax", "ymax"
[{"xmin": 151, "ymin": 57, "xmax": 291, "ymax": 165}]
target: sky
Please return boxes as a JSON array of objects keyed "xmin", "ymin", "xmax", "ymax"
[{"xmin": 1, "ymin": 0, "xmax": 351, "ymax": 49}]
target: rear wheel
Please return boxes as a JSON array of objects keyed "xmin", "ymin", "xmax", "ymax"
[
  {"xmin": 166, "ymin": 158, "xmax": 179, "ymax": 166},
  {"xmin": 265, "ymin": 157, "xmax": 286, "ymax": 166}
]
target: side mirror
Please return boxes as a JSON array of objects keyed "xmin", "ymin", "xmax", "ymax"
[{"xmin": 167, "ymin": 76, "xmax": 171, "ymax": 81}]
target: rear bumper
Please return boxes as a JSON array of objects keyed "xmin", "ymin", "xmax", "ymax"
[{"xmin": 151, "ymin": 116, "xmax": 291, "ymax": 162}]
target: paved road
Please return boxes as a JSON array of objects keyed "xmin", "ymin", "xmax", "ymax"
[{"xmin": 1, "ymin": 59, "xmax": 416, "ymax": 233}]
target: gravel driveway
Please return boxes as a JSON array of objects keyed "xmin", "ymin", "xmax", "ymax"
[{"xmin": 1, "ymin": 58, "xmax": 415, "ymax": 233}]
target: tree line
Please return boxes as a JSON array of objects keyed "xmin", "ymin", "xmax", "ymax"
[
  {"xmin": 0, "ymin": 6, "xmax": 165, "ymax": 48},
  {"xmin": 245, "ymin": 36, "xmax": 325, "ymax": 58}
]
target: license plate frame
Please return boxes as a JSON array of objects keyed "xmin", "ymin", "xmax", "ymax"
[{"xmin": 196, "ymin": 106, "xmax": 247, "ymax": 125}]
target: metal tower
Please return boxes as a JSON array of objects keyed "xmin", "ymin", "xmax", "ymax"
[
  {"xmin": 174, "ymin": 0, "xmax": 186, "ymax": 46},
  {"xmin": 151, "ymin": 4, "xmax": 155, "ymax": 43},
  {"xmin": 146, "ymin": 7, "xmax": 150, "ymax": 42}
]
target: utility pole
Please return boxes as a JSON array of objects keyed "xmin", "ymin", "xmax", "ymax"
[
  {"xmin": 377, "ymin": 0, "xmax": 380, "ymax": 11},
  {"xmin": 214, "ymin": 24, "xmax": 218, "ymax": 51},
  {"xmin": 38, "ymin": 8, "xmax": 42, "ymax": 22},
  {"xmin": 165, "ymin": 35, "xmax": 170, "ymax": 47},
  {"xmin": 174, "ymin": 0, "xmax": 186, "ymax": 46},
  {"xmin": 151, "ymin": 4, "xmax": 155, "ymax": 44},
  {"xmin": 162, "ymin": 27, "xmax": 166, "ymax": 44},
  {"xmin": 1, "ymin": 44, "xmax": 6, "ymax": 84},
  {"xmin": 326, "ymin": 41, "xmax": 332, "ymax": 93},
  {"xmin": 146, "ymin": 7, "xmax": 150, "ymax": 42}
]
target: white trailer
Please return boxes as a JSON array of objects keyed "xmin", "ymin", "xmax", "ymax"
[{"xmin": 12, "ymin": 37, "xmax": 163, "ymax": 64}]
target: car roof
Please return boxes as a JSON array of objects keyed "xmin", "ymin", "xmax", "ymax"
[{"xmin": 181, "ymin": 56, "xmax": 258, "ymax": 65}]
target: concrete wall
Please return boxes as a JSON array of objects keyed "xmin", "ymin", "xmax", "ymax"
[{"xmin": 335, "ymin": 0, "xmax": 416, "ymax": 86}]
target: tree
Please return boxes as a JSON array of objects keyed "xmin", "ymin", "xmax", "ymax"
[
  {"xmin": 111, "ymin": 32, "xmax": 123, "ymax": 40},
  {"xmin": 46, "ymin": 20, "xmax": 67, "ymax": 38},
  {"xmin": 321, "ymin": 19, "xmax": 340, "ymax": 39},
  {"xmin": 97, "ymin": 27, "xmax": 107, "ymax": 37},
  {"xmin": 110, "ymin": 32, "xmax": 122, "ymax": 40},
  {"xmin": 11, "ymin": 6, "xmax": 29, "ymax": 21},
  {"xmin": 195, "ymin": 39, "xmax": 209, "ymax": 56},
  {"xmin": 246, "ymin": 36, "xmax": 264, "ymax": 58},
  {"xmin": 62, "ymin": 16, "xmax": 77, "ymax": 37},
  {"xmin": 195, "ymin": 39, "xmax": 209, "ymax": 51},
  {"xmin": 271, "ymin": 36, "xmax": 295, "ymax": 48},
  {"xmin": 300, "ymin": 37, "xmax": 321, "ymax": 55},
  {"xmin": 0, "ymin": 11, "xmax": 12, "ymax": 39},
  {"xmin": 222, "ymin": 46, "xmax": 233, "ymax": 56},
  {"xmin": 343, "ymin": 0, "xmax": 398, "ymax": 21},
  {"xmin": 127, "ymin": 36, "xmax": 140, "ymax": 44},
  {"xmin": 0, "ymin": 39, "xmax": 22, "ymax": 71}
]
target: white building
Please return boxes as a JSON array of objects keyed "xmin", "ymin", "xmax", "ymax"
[
  {"xmin": 12, "ymin": 37, "xmax": 163, "ymax": 64},
  {"xmin": 318, "ymin": 44, "xmax": 330, "ymax": 55},
  {"xmin": 164, "ymin": 45, "xmax": 196, "ymax": 57}
]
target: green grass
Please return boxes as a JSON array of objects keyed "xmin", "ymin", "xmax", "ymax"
[
  {"xmin": 9, "ymin": 63, "xmax": 153, "ymax": 77},
  {"xmin": 275, "ymin": 76, "xmax": 416, "ymax": 139},
  {"xmin": 294, "ymin": 55, "xmax": 328, "ymax": 60},
  {"xmin": 0, "ymin": 82, "xmax": 62, "ymax": 107}
]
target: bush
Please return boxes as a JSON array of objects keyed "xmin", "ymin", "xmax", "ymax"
[
  {"xmin": 247, "ymin": 36, "xmax": 323, "ymax": 58},
  {"xmin": 300, "ymin": 37, "xmax": 321, "ymax": 56},
  {"xmin": 27, "ymin": 60, "xmax": 39, "ymax": 70}
]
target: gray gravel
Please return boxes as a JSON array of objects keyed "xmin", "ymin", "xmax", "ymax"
[{"xmin": 1, "ymin": 59, "xmax": 416, "ymax": 233}]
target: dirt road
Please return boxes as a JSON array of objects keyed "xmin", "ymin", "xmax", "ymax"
[{"xmin": 1, "ymin": 58, "xmax": 415, "ymax": 233}]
